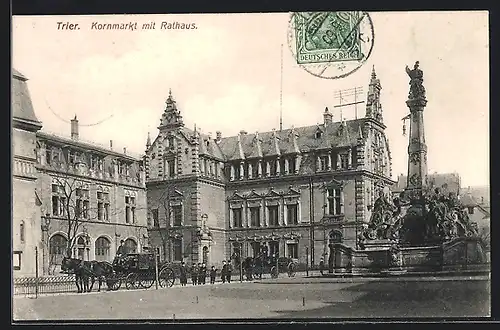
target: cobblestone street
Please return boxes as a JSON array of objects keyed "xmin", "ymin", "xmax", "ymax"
[{"xmin": 13, "ymin": 276, "xmax": 490, "ymax": 320}]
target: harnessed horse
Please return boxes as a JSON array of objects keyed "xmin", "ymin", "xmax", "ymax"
[
  {"xmin": 88, "ymin": 260, "xmax": 115, "ymax": 292},
  {"xmin": 61, "ymin": 257, "xmax": 94, "ymax": 293}
]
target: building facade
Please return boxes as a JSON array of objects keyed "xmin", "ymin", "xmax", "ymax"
[
  {"xmin": 12, "ymin": 69, "xmax": 43, "ymax": 277},
  {"xmin": 12, "ymin": 68, "xmax": 148, "ymax": 277},
  {"xmin": 145, "ymin": 68, "xmax": 395, "ymax": 269},
  {"xmin": 36, "ymin": 119, "xmax": 148, "ymax": 275}
]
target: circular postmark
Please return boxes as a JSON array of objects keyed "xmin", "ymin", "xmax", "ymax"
[{"xmin": 287, "ymin": 11, "xmax": 374, "ymax": 79}]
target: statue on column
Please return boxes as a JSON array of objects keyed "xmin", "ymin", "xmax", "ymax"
[{"xmin": 405, "ymin": 61, "xmax": 426, "ymax": 100}]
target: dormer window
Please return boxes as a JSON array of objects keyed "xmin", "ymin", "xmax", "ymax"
[
  {"xmin": 206, "ymin": 140, "xmax": 209, "ymax": 147},
  {"xmin": 315, "ymin": 130, "xmax": 323, "ymax": 139}
]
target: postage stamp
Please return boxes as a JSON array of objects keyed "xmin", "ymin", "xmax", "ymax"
[{"xmin": 288, "ymin": 11, "xmax": 374, "ymax": 79}]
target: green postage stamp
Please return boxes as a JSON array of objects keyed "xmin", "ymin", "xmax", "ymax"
[{"xmin": 288, "ymin": 11, "xmax": 374, "ymax": 79}]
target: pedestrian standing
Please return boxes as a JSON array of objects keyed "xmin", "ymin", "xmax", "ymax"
[
  {"xmin": 200, "ymin": 263, "xmax": 207, "ymax": 285},
  {"xmin": 221, "ymin": 260, "xmax": 228, "ymax": 283},
  {"xmin": 210, "ymin": 266, "xmax": 217, "ymax": 284},
  {"xmin": 227, "ymin": 262, "xmax": 232, "ymax": 283},
  {"xmin": 191, "ymin": 263, "xmax": 198, "ymax": 285},
  {"xmin": 319, "ymin": 257, "xmax": 325, "ymax": 276},
  {"xmin": 197, "ymin": 263, "xmax": 203, "ymax": 285},
  {"xmin": 180, "ymin": 261, "xmax": 187, "ymax": 286}
]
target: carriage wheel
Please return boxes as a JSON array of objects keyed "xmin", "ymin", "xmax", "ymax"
[
  {"xmin": 125, "ymin": 273, "xmax": 139, "ymax": 290},
  {"xmin": 106, "ymin": 274, "xmax": 122, "ymax": 291},
  {"xmin": 270, "ymin": 266, "xmax": 278, "ymax": 279},
  {"xmin": 287, "ymin": 263, "xmax": 296, "ymax": 277},
  {"xmin": 139, "ymin": 272, "xmax": 155, "ymax": 289},
  {"xmin": 158, "ymin": 268, "xmax": 175, "ymax": 288}
]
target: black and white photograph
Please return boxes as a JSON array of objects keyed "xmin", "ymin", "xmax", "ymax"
[{"xmin": 11, "ymin": 11, "xmax": 490, "ymax": 321}]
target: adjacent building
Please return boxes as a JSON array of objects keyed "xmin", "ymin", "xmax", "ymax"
[
  {"xmin": 392, "ymin": 172, "xmax": 461, "ymax": 197},
  {"xmin": 12, "ymin": 69, "xmax": 43, "ymax": 277},
  {"xmin": 145, "ymin": 68, "xmax": 395, "ymax": 269},
  {"xmin": 12, "ymin": 69, "xmax": 148, "ymax": 277}
]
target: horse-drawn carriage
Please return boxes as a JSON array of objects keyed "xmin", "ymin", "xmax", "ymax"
[
  {"xmin": 241, "ymin": 254, "xmax": 296, "ymax": 280},
  {"xmin": 61, "ymin": 252, "xmax": 176, "ymax": 293},
  {"xmin": 106, "ymin": 252, "xmax": 176, "ymax": 290}
]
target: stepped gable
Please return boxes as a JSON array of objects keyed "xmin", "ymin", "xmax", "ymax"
[
  {"xmin": 217, "ymin": 119, "xmax": 363, "ymax": 161},
  {"xmin": 12, "ymin": 69, "xmax": 42, "ymax": 128}
]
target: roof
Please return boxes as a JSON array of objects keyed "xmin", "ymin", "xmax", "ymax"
[
  {"xmin": 393, "ymin": 173, "xmax": 461, "ymax": 193},
  {"xmin": 37, "ymin": 131, "xmax": 142, "ymax": 162},
  {"xmin": 12, "ymin": 68, "xmax": 42, "ymax": 127},
  {"xmin": 216, "ymin": 119, "xmax": 363, "ymax": 161},
  {"xmin": 460, "ymin": 193, "xmax": 479, "ymax": 207}
]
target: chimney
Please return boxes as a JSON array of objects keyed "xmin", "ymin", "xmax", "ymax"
[
  {"xmin": 216, "ymin": 131, "xmax": 222, "ymax": 142},
  {"xmin": 71, "ymin": 115, "xmax": 79, "ymax": 140},
  {"xmin": 323, "ymin": 107, "xmax": 333, "ymax": 126},
  {"xmin": 123, "ymin": 147, "xmax": 127, "ymax": 154},
  {"xmin": 110, "ymin": 140, "xmax": 113, "ymax": 150}
]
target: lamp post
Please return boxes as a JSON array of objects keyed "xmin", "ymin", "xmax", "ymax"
[{"xmin": 41, "ymin": 213, "xmax": 51, "ymax": 275}]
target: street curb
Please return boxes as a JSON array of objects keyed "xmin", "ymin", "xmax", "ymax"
[{"xmin": 253, "ymin": 275, "xmax": 491, "ymax": 284}]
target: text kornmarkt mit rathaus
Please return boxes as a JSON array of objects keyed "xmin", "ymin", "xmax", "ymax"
[{"xmin": 90, "ymin": 21, "xmax": 197, "ymax": 31}]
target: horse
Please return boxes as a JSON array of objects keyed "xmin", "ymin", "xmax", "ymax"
[
  {"xmin": 88, "ymin": 261, "xmax": 115, "ymax": 292},
  {"xmin": 61, "ymin": 257, "xmax": 94, "ymax": 293}
]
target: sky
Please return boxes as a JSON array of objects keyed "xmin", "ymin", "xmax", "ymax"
[{"xmin": 12, "ymin": 12, "xmax": 489, "ymax": 188}]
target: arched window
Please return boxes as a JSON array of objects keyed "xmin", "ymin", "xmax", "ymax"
[
  {"xmin": 202, "ymin": 246, "xmax": 209, "ymax": 264},
  {"xmin": 76, "ymin": 236, "xmax": 87, "ymax": 260},
  {"xmin": 49, "ymin": 234, "xmax": 68, "ymax": 265},
  {"xmin": 329, "ymin": 230, "xmax": 343, "ymax": 244},
  {"xmin": 20, "ymin": 221, "xmax": 25, "ymax": 243},
  {"xmin": 124, "ymin": 238, "xmax": 137, "ymax": 254},
  {"xmin": 95, "ymin": 237, "xmax": 111, "ymax": 261}
]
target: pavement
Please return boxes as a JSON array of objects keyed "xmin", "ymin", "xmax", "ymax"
[{"xmin": 13, "ymin": 274, "xmax": 491, "ymax": 320}]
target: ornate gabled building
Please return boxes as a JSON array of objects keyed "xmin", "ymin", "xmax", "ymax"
[{"xmin": 145, "ymin": 68, "xmax": 395, "ymax": 268}]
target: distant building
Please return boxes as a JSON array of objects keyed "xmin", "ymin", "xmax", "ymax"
[
  {"xmin": 392, "ymin": 172, "xmax": 461, "ymax": 196},
  {"xmin": 12, "ymin": 69, "xmax": 43, "ymax": 277},
  {"xmin": 145, "ymin": 68, "xmax": 395, "ymax": 269}
]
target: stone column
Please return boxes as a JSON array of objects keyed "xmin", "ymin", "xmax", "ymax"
[
  {"xmin": 265, "ymin": 161, "xmax": 270, "ymax": 177},
  {"xmin": 327, "ymin": 152, "xmax": 332, "ymax": 170},
  {"xmin": 276, "ymin": 158, "xmax": 281, "ymax": 176},
  {"xmin": 316, "ymin": 156, "xmax": 321, "ymax": 171},
  {"xmin": 284, "ymin": 158, "xmax": 289, "ymax": 175},
  {"xmin": 248, "ymin": 162, "xmax": 253, "ymax": 179},
  {"xmin": 336, "ymin": 153, "xmax": 341, "ymax": 169},
  {"xmin": 239, "ymin": 162, "xmax": 245, "ymax": 180},
  {"xmin": 295, "ymin": 156, "xmax": 300, "ymax": 174},
  {"xmin": 258, "ymin": 160, "xmax": 262, "ymax": 178}
]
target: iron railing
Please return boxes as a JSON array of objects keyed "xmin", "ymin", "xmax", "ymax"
[{"xmin": 14, "ymin": 275, "xmax": 78, "ymax": 296}]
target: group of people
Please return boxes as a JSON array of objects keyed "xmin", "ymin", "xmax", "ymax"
[{"xmin": 178, "ymin": 260, "xmax": 233, "ymax": 286}]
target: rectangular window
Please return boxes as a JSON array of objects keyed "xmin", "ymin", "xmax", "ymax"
[
  {"xmin": 232, "ymin": 208, "xmax": 243, "ymax": 228},
  {"xmin": 13, "ymin": 251, "xmax": 22, "ymax": 271},
  {"xmin": 125, "ymin": 206, "xmax": 130, "ymax": 223},
  {"xmin": 287, "ymin": 204, "xmax": 298, "ymax": 225},
  {"xmin": 268, "ymin": 205, "xmax": 279, "ymax": 227},
  {"xmin": 250, "ymin": 207, "xmax": 260, "ymax": 227},
  {"xmin": 289, "ymin": 157, "xmax": 296, "ymax": 174},
  {"xmin": 320, "ymin": 156, "xmax": 329, "ymax": 171},
  {"xmin": 269, "ymin": 241, "xmax": 279, "ymax": 258},
  {"xmin": 46, "ymin": 149, "xmax": 52, "ymax": 165},
  {"xmin": 52, "ymin": 196, "xmax": 60, "ymax": 216},
  {"xmin": 340, "ymin": 154, "xmax": 348, "ymax": 169},
  {"xmin": 59, "ymin": 197, "xmax": 66, "ymax": 216},
  {"xmin": 287, "ymin": 243, "xmax": 298, "ymax": 259},
  {"xmin": 327, "ymin": 188, "xmax": 342, "ymax": 215},
  {"xmin": 172, "ymin": 205, "xmax": 182, "ymax": 226},
  {"xmin": 234, "ymin": 163, "xmax": 241, "ymax": 180},
  {"xmin": 97, "ymin": 191, "xmax": 110, "ymax": 221},
  {"xmin": 152, "ymin": 208, "xmax": 159, "ymax": 227},
  {"xmin": 269, "ymin": 160, "xmax": 277, "ymax": 176},
  {"xmin": 168, "ymin": 160, "xmax": 176, "ymax": 177},
  {"xmin": 251, "ymin": 161, "xmax": 259, "ymax": 178},
  {"xmin": 173, "ymin": 239, "xmax": 182, "ymax": 261}
]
